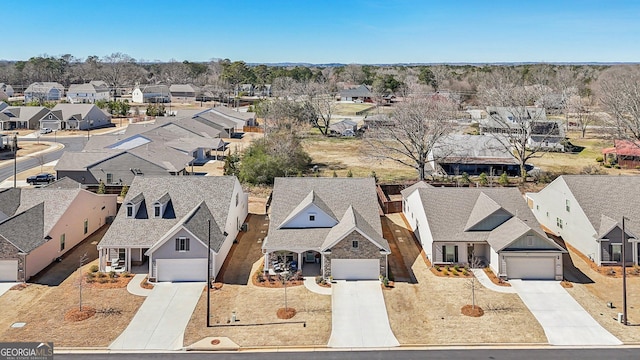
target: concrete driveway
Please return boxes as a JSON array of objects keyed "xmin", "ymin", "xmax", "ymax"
[
  {"xmin": 328, "ymin": 280, "xmax": 399, "ymax": 348},
  {"xmin": 510, "ymin": 280, "xmax": 622, "ymax": 346},
  {"xmin": 110, "ymin": 282, "xmax": 204, "ymax": 350}
]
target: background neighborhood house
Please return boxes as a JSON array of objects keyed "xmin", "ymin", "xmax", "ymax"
[
  {"xmin": 527, "ymin": 175, "xmax": 639, "ymax": 267},
  {"xmin": 39, "ymin": 104, "xmax": 111, "ymax": 131},
  {"xmin": 329, "ymin": 119, "xmax": 357, "ymax": 137},
  {"xmin": 402, "ymin": 183, "xmax": 565, "ymax": 280},
  {"xmin": 263, "ymin": 177, "xmax": 391, "ymax": 280},
  {"xmin": 24, "ymin": 82, "xmax": 65, "ymax": 102},
  {"xmin": 66, "ymin": 82, "xmax": 111, "ymax": 103},
  {"xmin": 340, "ymin": 84, "xmax": 373, "ymax": 102},
  {"xmin": 429, "ymin": 134, "xmax": 525, "ymax": 176},
  {"xmin": 132, "ymin": 84, "xmax": 171, "ymax": 103},
  {"xmin": 170, "ymin": 84, "xmax": 199, "ymax": 103},
  {"xmin": 602, "ymin": 140, "xmax": 640, "ymax": 169},
  {"xmin": 0, "ymin": 184, "xmax": 117, "ymax": 282},
  {"xmin": 0, "ymin": 83, "xmax": 14, "ymax": 100},
  {"xmin": 480, "ymin": 106, "xmax": 565, "ymax": 151},
  {"xmin": 96, "ymin": 176, "xmax": 248, "ymax": 282}
]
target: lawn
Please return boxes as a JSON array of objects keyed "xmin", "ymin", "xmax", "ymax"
[
  {"xmin": 0, "ymin": 260, "xmax": 145, "ymax": 347},
  {"xmin": 334, "ymin": 103, "xmax": 375, "ymax": 116}
]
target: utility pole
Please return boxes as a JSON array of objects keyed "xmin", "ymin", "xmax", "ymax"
[
  {"xmin": 207, "ymin": 219, "xmax": 211, "ymax": 327},
  {"xmin": 13, "ymin": 133, "xmax": 17, "ymax": 188},
  {"xmin": 622, "ymin": 217, "xmax": 628, "ymax": 325}
]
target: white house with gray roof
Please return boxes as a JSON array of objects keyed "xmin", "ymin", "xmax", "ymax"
[
  {"xmin": 263, "ymin": 177, "xmax": 391, "ymax": 280},
  {"xmin": 0, "ymin": 184, "xmax": 117, "ymax": 282},
  {"xmin": 39, "ymin": 104, "xmax": 111, "ymax": 131},
  {"xmin": 24, "ymin": 82, "xmax": 65, "ymax": 102},
  {"xmin": 96, "ymin": 176, "xmax": 248, "ymax": 282},
  {"xmin": 527, "ymin": 175, "xmax": 640, "ymax": 266},
  {"xmin": 132, "ymin": 84, "xmax": 171, "ymax": 104},
  {"xmin": 402, "ymin": 183, "xmax": 565, "ymax": 280},
  {"xmin": 0, "ymin": 83, "xmax": 14, "ymax": 100},
  {"xmin": 67, "ymin": 82, "xmax": 111, "ymax": 103}
]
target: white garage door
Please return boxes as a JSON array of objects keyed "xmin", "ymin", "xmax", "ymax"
[
  {"xmin": 331, "ymin": 259, "xmax": 379, "ymax": 280},
  {"xmin": 0, "ymin": 260, "xmax": 18, "ymax": 282},
  {"xmin": 506, "ymin": 257, "xmax": 555, "ymax": 280},
  {"xmin": 156, "ymin": 258, "xmax": 208, "ymax": 282}
]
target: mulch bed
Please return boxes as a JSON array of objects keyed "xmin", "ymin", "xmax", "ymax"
[
  {"xmin": 141, "ymin": 277, "xmax": 155, "ymax": 290},
  {"xmin": 10, "ymin": 283, "xmax": 29, "ymax": 291},
  {"xmin": 461, "ymin": 305, "xmax": 484, "ymax": 317},
  {"xmin": 85, "ymin": 273, "xmax": 133, "ymax": 289},
  {"xmin": 64, "ymin": 306, "xmax": 97, "ymax": 322},
  {"xmin": 483, "ymin": 267, "xmax": 511, "ymax": 287},
  {"xmin": 431, "ymin": 266, "xmax": 473, "ymax": 278},
  {"xmin": 276, "ymin": 308, "xmax": 297, "ymax": 319},
  {"xmin": 252, "ymin": 270, "xmax": 304, "ymax": 288},
  {"xmin": 560, "ymin": 280, "xmax": 573, "ymax": 288}
]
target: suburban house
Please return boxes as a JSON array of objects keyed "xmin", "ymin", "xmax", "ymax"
[
  {"xmin": 169, "ymin": 84, "xmax": 199, "ymax": 103},
  {"xmin": 132, "ymin": 84, "xmax": 171, "ymax": 103},
  {"xmin": 526, "ymin": 175, "xmax": 640, "ymax": 266},
  {"xmin": 262, "ymin": 177, "xmax": 391, "ymax": 280},
  {"xmin": 329, "ymin": 119, "xmax": 358, "ymax": 137},
  {"xmin": 208, "ymin": 106, "xmax": 257, "ymax": 130},
  {"xmin": 66, "ymin": 82, "xmax": 111, "ymax": 103},
  {"xmin": 340, "ymin": 85, "xmax": 373, "ymax": 102},
  {"xmin": 24, "ymin": 82, "xmax": 65, "ymax": 102},
  {"xmin": 96, "ymin": 176, "xmax": 248, "ymax": 282},
  {"xmin": 602, "ymin": 140, "xmax": 640, "ymax": 169},
  {"xmin": 0, "ymin": 105, "xmax": 50, "ymax": 130},
  {"xmin": 402, "ymin": 183, "xmax": 565, "ymax": 280},
  {"xmin": 39, "ymin": 104, "xmax": 111, "ymax": 131},
  {"xmin": 0, "ymin": 184, "xmax": 117, "ymax": 282},
  {"xmin": 429, "ymin": 134, "xmax": 526, "ymax": 176},
  {"xmin": 239, "ymin": 84, "xmax": 254, "ymax": 96},
  {"xmin": 0, "ymin": 83, "xmax": 14, "ymax": 100},
  {"xmin": 480, "ymin": 107, "xmax": 565, "ymax": 151}
]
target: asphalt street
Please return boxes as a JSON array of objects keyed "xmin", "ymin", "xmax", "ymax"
[{"xmin": 0, "ymin": 136, "xmax": 86, "ymax": 182}]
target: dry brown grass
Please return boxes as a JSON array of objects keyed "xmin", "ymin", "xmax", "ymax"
[
  {"xmin": 0, "ymin": 260, "xmax": 145, "ymax": 347},
  {"xmin": 563, "ymin": 247, "xmax": 640, "ymax": 342}
]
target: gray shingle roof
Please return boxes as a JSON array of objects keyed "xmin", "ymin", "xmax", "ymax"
[
  {"xmin": 0, "ymin": 202, "xmax": 45, "ymax": 253},
  {"xmin": 68, "ymin": 83, "xmax": 110, "ymax": 94},
  {"xmin": 43, "ymin": 177, "xmax": 81, "ymax": 189},
  {"xmin": 183, "ymin": 202, "xmax": 226, "ymax": 252},
  {"xmin": 414, "ymin": 187, "xmax": 546, "ymax": 244},
  {"xmin": 264, "ymin": 177, "xmax": 389, "ymax": 252},
  {"xmin": 340, "ymin": 85, "xmax": 372, "ymax": 98},
  {"xmin": 98, "ymin": 176, "xmax": 238, "ymax": 248},
  {"xmin": 433, "ymin": 135, "xmax": 516, "ymax": 163},
  {"xmin": 561, "ymin": 175, "xmax": 640, "ymax": 238},
  {"xmin": 486, "ymin": 217, "xmax": 532, "ymax": 251},
  {"xmin": 0, "ymin": 188, "xmax": 21, "ymax": 221}
]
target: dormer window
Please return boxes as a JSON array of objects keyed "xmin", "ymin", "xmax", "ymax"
[
  {"xmin": 126, "ymin": 204, "xmax": 134, "ymax": 218},
  {"xmin": 154, "ymin": 204, "xmax": 162, "ymax": 218}
]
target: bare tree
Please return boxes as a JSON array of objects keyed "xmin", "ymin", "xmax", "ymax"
[
  {"xmin": 597, "ymin": 66, "xmax": 640, "ymax": 142},
  {"xmin": 478, "ymin": 79, "xmax": 559, "ymax": 179},
  {"xmin": 302, "ymin": 80, "xmax": 338, "ymax": 136},
  {"xmin": 361, "ymin": 97, "xmax": 457, "ymax": 180},
  {"xmin": 101, "ymin": 53, "xmax": 142, "ymax": 91},
  {"xmin": 568, "ymin": 94, "xmax": 595, "ymax": 138}
]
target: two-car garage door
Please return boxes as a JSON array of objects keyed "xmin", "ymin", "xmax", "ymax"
[
  {"xmin": 331, "ymin": 259, "xmax": 379, "ymax": 280},
  {"xmin": 0, "ymin": 260, "xmax": 18, "ymax": 282},
  {"xmin": 506, "ymin": 256, "xmax": 555, "ymax": 280},
  {"xmin": 156, "ymin": 258, "xmax": 208, "ymax": 282}
]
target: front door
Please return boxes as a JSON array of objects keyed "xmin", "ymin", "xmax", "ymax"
[{"xmin": 467, "ymin": 245, "xmax": 474, "ymax": 264}]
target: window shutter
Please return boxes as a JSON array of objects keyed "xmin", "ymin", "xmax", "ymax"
[
  {"xmin": 454, "ymin": 246, "xmax": 458, "ymax": 262},
  {"xmin": 175, "ymin": 239, "xmax": 179, "ymax": 251},
  {"xmin": 185, "ymin": 239, "xmax": 190, "ymax": 251}
]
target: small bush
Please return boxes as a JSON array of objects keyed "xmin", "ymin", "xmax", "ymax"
[
  {"xmin": 315, "ymin": 275, "xmax": 323, "ymax": 284},
  {"xmin": 434, "ymin": 265, "xmax": 441, "ymax": 272},
  {"xmin": 122, "ymin": 272, "xmax": 132, "ymax": 278},
  {"xmin": 382, "ymin": 276, "xmax": 389, "ymax": 287},
  {"xmin": 89, "ymin": 265, "xmax": 99, "ymax": 273},
  {"xmin": 98, "ymin": 278, "xmax": 109, "ymax": 284},
  {"xmin": 443, "ymin": 270, "xmax": 449, "ymax": 276},
  {"xmin": 86, "ymin": 272, "xmax": 95, "ymax": 279},
  {"xmin": 454, "ymin": 265, "xmax": 460, "ymax": 272},
  {"xmin": 462, "ymin": 269, "xmax": 468, "ymax": 276},
  {"xmin": 603, "ymin": 163, "xmax": 612, "ymax": 168},
  {"xmin": 86, "ymin": 278, "xmax": 96, "ymax": 283},
  {"xmin": 595, "ymin": 156, "xmax": 604, "ymax": 163},
  {"xmin": 108, "ymin": 271, "xmax": 117, "ymax": 278},
  {"xmin": 446, "ymin": 266, "xmax": 451, "ymax": 272},
  {"xmin": 97, "ymin": 272, "xmax": 107, "ymax": 278},
  {"xmin": 614, "ymin": 164, "xmax": 621, "ymax": 169}
]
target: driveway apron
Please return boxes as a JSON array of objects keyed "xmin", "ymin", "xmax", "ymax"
[
  {"xmin": 109, "ymin": 282, "xmax": 204, "ymax": 350},
  {"xmin": 328, "ymin": 280, "xmax": 399, "ymax": 348},
  {"xmin": 510, "ymin": 280, "xmax": 622, "ymax": 346}
]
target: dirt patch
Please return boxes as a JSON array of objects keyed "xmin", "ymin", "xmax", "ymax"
[
  {"xmin": 461, "ymin": 305, "xmax": 484, "ymax": 317},
  {"xmin": 0, "ymin": 260, "xmax": 145, "ymax": 347},
  {"xmin": 64, "ymin": 307, "xmax": 97, "ymax": 322},
  {"xmin": 276, "ymin": 308, "xmax": 297, "ymax": 319}
]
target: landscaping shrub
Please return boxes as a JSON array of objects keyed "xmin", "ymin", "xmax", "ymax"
[
  {"xmin": 315, "ymin": 275, "xmax": 323, "ymax": 284},
  {"xmin": 603, "ymin": 163, "xmax": 612, "ymax": 168},
  {"xmin": 595, "ymin": 156, "xmax": 604, "ymax": 163},
  {"xmin": 434, "ymin": 265, "xmax": 441, "ymax": 271},
  {"xmin": 97, "ymin": 272, "xmax": 107, "ymax": 278},
  {"xmin": 89, "ymin": 265, "xmax": 99, "ymax": 273},
  {"xmin": 122, "ymin": 272, "xmax": 132, "ymax": 278},
  {"xmin": 98, "ymin": 278, "xmax": 109, "ymax": 284},
  {"xmin": 462, "ymin": 269, "xmax": 468, "ymax": 276},
  {"xmin": 382, "ymin": 276, "xmax": 389, "ymax": 287},
  {"xmin": 108, "ymin": 271, "xmax": 116, "ymax": 278},
  {"xmin": 86, "ymin": 272, "xmax": 95, "ymax": 279},
  {"xmin": 443, "ymin": 270, "xmax": 449, "ymax": 276},
  {"xmin": 454, "ymin": 265, "xmax": 460, "ymax": 272}
]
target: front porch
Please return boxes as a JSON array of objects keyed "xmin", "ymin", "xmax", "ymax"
[
  {"xmin": 433, "ymin": 242, "xmax": 490, "ymax": 267},
  {"xmin": 98, "ymin": 247, "xmax": 150, "ymax": 274},
  {"xmin": 262, "ymin": 249, "xmax": 322, "ymax": 277}
]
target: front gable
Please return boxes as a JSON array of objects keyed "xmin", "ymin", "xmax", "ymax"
[
  {"xmin": 148, "ymin": 226, "xmax": 212, "ymax": 260},
  {"xmin": 279, "ymin": 203, "xmax": 337, "ymax": 228},
  {"xmin": 502, "ymin": 230, "xmax": 563, "ymax": 251},
  {"xmin": 327, "ymin": 229, "xmax": 384, "ymax": 259}
]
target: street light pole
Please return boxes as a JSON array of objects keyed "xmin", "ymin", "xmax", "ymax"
[
  {"xmin": 13, "ymin": 133, "xmax": 17, "ymax": 188},
  {"xmin": 206, "ymin": 219, "xmax": 211, "ymax": 327},
  {"xmin": 622, "ymin": 216, "xmax": 628, "ymax": 325}
]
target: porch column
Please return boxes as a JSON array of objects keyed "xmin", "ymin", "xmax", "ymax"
[
  {"xmin": 148, "ymin": 253, "xmax": 153, "ymax": 279},
  {"xmin": 263, "ymin": 252, "xmax": 270, "ymax": 273},
  {"xmin": 98, "ymin": 248, "xmax": 103, "ymax": 272},
  {"xmin": 633, "ymin": 240, "xmax": 639, "ymax": 266},
  {"xmin": 127, "ymin": 248, "xmax": 131, "ymax": 271},
  {"xmin": 297, "ymin": 252, "xmax": 303, "ymax": 270}
]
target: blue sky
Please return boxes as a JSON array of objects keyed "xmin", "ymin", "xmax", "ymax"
[{"xmin": 4, "ymin": 0, "xmax": 640, "ymax": 63}]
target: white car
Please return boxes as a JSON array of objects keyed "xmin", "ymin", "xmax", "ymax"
[{"xmin": 40, "ymin": 128, "xmax": 52, "ymax": 134}]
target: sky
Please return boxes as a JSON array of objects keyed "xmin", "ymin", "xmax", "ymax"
[{"xmin": 3, "ymin": 0, "xmax": 640, "ymax": 64}]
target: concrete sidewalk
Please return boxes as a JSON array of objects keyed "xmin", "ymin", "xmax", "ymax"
[
  {"xmin": 471, "ymin": 269, "xmax": 516, "ymax": 294},
  {"xmin": 328, "ymin": 280, "xmax": 399, "ymax": 348},
  {"xmin": 126, "ymin": 274, "xmax": 153, "ymax": 297},
  {"xmin": 303, "ymin": 276, "xmax": 331, "ymax": 295},
  {"xmin": 510, "ymin": 280, "xmax": 622, "ymax": 346},
  {"xmin": 109, "ymin": 282, "xmax": 204, "ymax": 350},
  {"xmin": 0, "ymin": 283, "xmax": 18, "ymax": 298}
]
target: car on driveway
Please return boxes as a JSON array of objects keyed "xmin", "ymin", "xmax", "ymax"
[
  {"xmin": 27, "ymin": 173, "xmax": 55, "ymax": 185},
  {"xmin": 40, "ymin": 128, "xmax": 52, "ymax": 134}
]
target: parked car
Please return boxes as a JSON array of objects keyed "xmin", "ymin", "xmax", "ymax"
[
  {"xmin": 40, "ymin": 128, "xmax": 52, "ymax": 134},
  {"xmin": 26, "ymin": 173, "xmax": 55, "ymax": 184}
]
